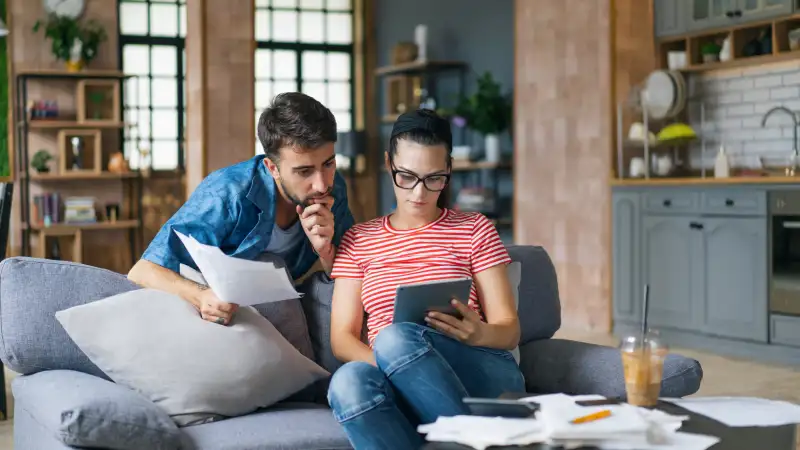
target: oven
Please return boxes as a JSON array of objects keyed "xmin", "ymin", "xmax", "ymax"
[{"xmin": 769, "ymin": 190, "xmax": 800, "ymax": 315}]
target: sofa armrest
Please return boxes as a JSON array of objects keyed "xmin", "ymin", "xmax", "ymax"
[
  {"xmin": 518, "ymin": 339, "xmax": 703, "ymax": 399},
  {"xmin": 13, "ymin": 370, "xmax": 181, "ymax": 450}
]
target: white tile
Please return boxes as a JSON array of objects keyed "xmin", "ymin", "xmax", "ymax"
[
  {"xmin": 755, "ymin": 75, "xmax": 784, "ymax": 88},
  {"xmin": 771, "ymin": 86, "xmax": 800, "ymax": 100},
  {"xmin": 742, "ymin": 89, "xmax": 771, "ymax": 102}
]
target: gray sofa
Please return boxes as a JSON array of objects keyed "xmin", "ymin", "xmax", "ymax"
[{"xmin": 0, "ymin": 245, "xmax": 703, "ymax": 450}]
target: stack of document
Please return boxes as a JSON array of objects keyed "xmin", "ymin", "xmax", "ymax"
[
  {"xmin": 175, "ymin": 230, "xmax": 302, "ymax": 306},
  {"xmin": 419, "ymin": 394, "xmax": 720, "ymax": 450}
]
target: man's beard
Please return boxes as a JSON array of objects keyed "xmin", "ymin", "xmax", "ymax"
[{"xmin": 280, "ymin": 179, "xmax": 333, "ymax": 208}]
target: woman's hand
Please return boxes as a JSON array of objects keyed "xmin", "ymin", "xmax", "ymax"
[{"xmin": 425, "ymin": 299, "xmax": 486, "ymax": 346}]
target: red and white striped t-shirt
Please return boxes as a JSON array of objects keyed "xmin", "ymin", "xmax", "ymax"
[{"xmin": 330, "ymin": 208, "xmax": 512, "ymax": 346}]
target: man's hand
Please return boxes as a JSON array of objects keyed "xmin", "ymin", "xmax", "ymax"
[
  {"xmin": 297, "ymin": 196, "xmax": 336, "ymax": 267},
  {"xmin": 197, "ymin": 287, "xmax": 239, "ymax": 325},
  {"xmin": 425, "ymin": 299, "xmax": 486, "ymax": 346}
]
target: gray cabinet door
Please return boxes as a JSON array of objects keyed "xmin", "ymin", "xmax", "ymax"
[
  {"xmin": 655, "ymin": 0, "xmax": 688, "ymax": 37},
  {"xmin": 642, "ymin": 216, "xmax": 702, "ymax": 332},
  {"xmin": 737, "ymin": 0, "xmax": 793, "ymax": 23},
  {"xmin": 699, "ymin": 217, "xmax": 769, "ymax": 342},
  {"xmin": 688, "ymin": 0, "xmax": 738, "ymax": 31},
  {"xmin": 613, "ymin": 192, "xmax": 641, "ymax": 322}
]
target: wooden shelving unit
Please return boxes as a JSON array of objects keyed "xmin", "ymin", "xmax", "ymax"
[
  {"xmin": 374, "ymin": 59, "xmax": 514, "ymax": 235},
  {"xmin": 14, "ymin": 70, "xmax": 143, "ymax": 264},
  {"xmin": 657, "ymin": 13, "xmax": 800, "ymax": 73},
  {"xmin": 24, "ymin": 120, "xmax": 126, "ymax": 129}
]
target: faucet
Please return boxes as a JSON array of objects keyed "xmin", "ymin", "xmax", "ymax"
[{"xmin": 762, "ymin": 106, "xmax": 799, "ymax": 176}]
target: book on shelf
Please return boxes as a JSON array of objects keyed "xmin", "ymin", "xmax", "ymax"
[
  {"xmin": 31, "ymin": 192, "xmax": 61, "ymax": 226},
  {"xmin": 30, "ymin": 194, "xmax": 99, "ymax": 227},
  {"xmin": 64, "ymin": 197, "xmax": 97, "ymax": 224}
]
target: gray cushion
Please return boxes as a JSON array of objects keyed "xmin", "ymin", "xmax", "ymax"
[
  {"xmin": 298, "ymin": 271, "xmax": 341, "ymax": 375},
  {"xmin": 0, "ymin": 257, "xmax": 138, "ymax": 379},
  {"xmin": 12, "ymin": 370, "xmax": 181, "ymax": 450},
  {"xmin": 180, "ymin": 403, "xmax": 351, "ymax": 450},
  {"xmin": 506, "ymin": 245, "xmax": 561, "ymax": 345},
  {"xmin": 55, "ymin": 288, "xmax": 330, "ymax": 426},
  {"xmin": 518, "ymin": 339, "xmax": 703, "ymax": 399}
]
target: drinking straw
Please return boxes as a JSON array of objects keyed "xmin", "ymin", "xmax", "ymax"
[{"xmin": 641, "ymin": 284, "xmax": 650, "ymax": 348}]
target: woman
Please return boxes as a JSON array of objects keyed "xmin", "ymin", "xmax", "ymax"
[{"xmin": 327, "ymin": 109, "xmax": 524, "ymax": 449}]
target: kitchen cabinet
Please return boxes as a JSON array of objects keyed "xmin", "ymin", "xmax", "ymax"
[
  {"xmin": 698, "ymin": 217, "xmax": 768, "ymax": 342},
  {"xmin": 612, "ymin": 188, "xmax": 769, "ymax": 344},
  {"xmin": 654, "ymin": 0, "xmax": 688, "ymax": 37},
  {"xmin": 686, "ymin": 0, "xmax": 794, "ymax": 32},
  {"xmin": 612, "ymin": 192, "xmax": 641, "ymax": 323},
  {"xmin": 738, "ymin": 0, "xmax": 794, "ymax": 24}
]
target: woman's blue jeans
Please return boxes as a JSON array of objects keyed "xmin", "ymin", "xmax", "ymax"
[{"xmin": 327, "ymin": 322, "xmax": 525, "ymax": 450}]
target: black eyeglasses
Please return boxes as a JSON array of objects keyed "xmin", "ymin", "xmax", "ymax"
[{"xmin": 389, "ymin": 160, "xmax": 451, "ymax": 192}]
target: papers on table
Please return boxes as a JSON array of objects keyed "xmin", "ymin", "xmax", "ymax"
[
  {"xmin": 418, "ymin": 416, "xmax": 546, "ymax": 450},
  {"xmin": 418, "ymin": 394, "xmax": 720, "ymax": 450},
  {"xmin": 175, "ymin": 230, "xmax": 302, "ymax": 306},
  {"xmin": 662, "ymin": 396, "xmax": 800, "ymax": 427}
]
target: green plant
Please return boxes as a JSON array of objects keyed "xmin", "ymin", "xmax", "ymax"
[
  {"xmin": 701, "ymin": 42, "xmax": 721, "ymax": 55},
  {"xmin": 454, "ymin": 72, "xmax": 513, "ymax": 135},
  {"xmin": 31, "ymin": 150, "xmax": 53, "ymax": 172},
  {"xmin": 32, "ymin": 14, "xmax": 107, "ymax": 64}
]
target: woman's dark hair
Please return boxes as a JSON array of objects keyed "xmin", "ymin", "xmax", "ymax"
[
  {"xmin": 257, "ymin": 92, "xmax": 338, "ymax": 161},
  {"xmin": 388, "ymin": 109, "xmax": 453, "ymax": 208}
]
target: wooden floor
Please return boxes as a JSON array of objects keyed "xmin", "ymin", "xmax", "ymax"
[{"xmin": 0, "ymin": 329, "xmax": 797, "ymax": 449}]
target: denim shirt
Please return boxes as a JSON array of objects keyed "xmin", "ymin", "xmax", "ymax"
[{"xmin": 141, "ymin": 154, "xmax": 355, "ymax": 280}]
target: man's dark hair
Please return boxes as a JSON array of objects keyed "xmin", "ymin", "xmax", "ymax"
[{"xmin": 257, "ymin": 92, "xmax": 337, "ymax": 161}]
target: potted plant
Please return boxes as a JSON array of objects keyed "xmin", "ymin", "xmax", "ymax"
[
  {"xmin": 31, "ymin": 150, "xmax": 53, "ymax": 173},
  {"xmin": 701, "ymin": 42, "xmax": 721, "ymax": 63},
  {"xmin": 454, "ymin": 72, "xmax": 513, "ymax": 163},
  {"xmin": 32, "ymin": 15, "xmax": 107, "ymax": 72}
]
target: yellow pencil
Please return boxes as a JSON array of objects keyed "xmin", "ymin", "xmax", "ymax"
[{"xmin": 570, "ymin": 409, "xmax": 612, "ymax": 424}]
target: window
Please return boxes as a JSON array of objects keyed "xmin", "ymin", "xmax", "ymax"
[
  {"xmin": 118, "ymin": 0, "xmax": 187, "ymax": 170},
  {"xmin": 254, "ymin": 0, "xmax": 354, "ymax": 155}
]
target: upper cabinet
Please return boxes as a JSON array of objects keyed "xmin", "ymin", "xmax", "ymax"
[
  {"xmin": 655, "ymin": 0, "xmax": 689, "ymax": 37},
  {"xmin": 688, "ymin": 0, "xmax": 738, "ymax": 31},
  {"xmin": 657, "ymin": 0, "xmax": 796, "ymax": 36},
  {"xmin": 738, "ymin": 0, "xmax": 795, "ymax": 23}
]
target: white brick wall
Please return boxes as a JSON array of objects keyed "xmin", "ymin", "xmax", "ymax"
[{"xmin": 686, "ymin": 60, "xmax": 800, "ymax": 169}]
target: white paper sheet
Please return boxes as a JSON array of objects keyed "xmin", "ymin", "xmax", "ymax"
[
  {"xmin": 175, "ymin": 230, "xmax": 302, "ymax": 306},
  {"xmin": 417, "ymin": 394, "xmax": 716, "ymax": 450},
  {"xmin": 418, "ymin": 416, "xmax": 547, "ymax": 450},
  {"xmin": 557, "ymin": 431, "xmax": 719, "ymax": 450},
  {"xmin": 662, "ymin": 396, "xmax": 800, "ymax": 427}
]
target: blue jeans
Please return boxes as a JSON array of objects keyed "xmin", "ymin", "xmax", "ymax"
[{"xmin": 327, "ymin": 322, "xmax": 525, "ymax": 450}]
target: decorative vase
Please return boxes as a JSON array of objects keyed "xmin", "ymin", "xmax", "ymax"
[
  {"xmin": 65, "ymin": 59, "xmax": 84, "ymax": 72},
  {"xmin": 484, "ymin": 134, "xmax": 501, "ymax": 163}
]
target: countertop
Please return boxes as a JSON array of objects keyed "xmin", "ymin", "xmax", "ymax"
[{"xmin": 610, "ymin": 176, "xmax": 800, "ymax": 186}]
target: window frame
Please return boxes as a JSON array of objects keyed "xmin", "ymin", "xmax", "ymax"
[
  {"xmin": 117, "ymin": 0, "xmax": 186, "ymax": 172},
  {"xmin": 253, "ymin": 1, "xmax": 356, "ymax": 155}
]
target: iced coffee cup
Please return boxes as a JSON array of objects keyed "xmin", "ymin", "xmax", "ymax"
[{"xmin": 620, "ymin": 331, "xmax": 668, "ymax": 407}]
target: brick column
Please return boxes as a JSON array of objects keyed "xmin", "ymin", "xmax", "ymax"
[{"xmin": 185, "ymin": 0, "xmax": 255, "ymax": 195}]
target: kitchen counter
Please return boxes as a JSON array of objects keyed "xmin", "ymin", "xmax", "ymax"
[
  {"xmin": 612, "ymin": 183, "xmax": 800, "ymax": 367},
  {"xmin": 610, "ymin": 176, "xmax": 800, "ymax": 186}
]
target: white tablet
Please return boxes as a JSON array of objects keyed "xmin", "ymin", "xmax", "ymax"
[{"xmin": 392, "ymin": 277, "xmax": 473, "ymax": 325}]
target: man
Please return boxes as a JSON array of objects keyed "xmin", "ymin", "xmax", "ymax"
[{"xmin": 128, "ymin": 92, "xmax": 355, "ymax": 326}]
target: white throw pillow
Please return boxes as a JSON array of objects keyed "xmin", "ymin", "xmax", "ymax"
[
  {"xmin": 55, "ymin": 288, "xmax": 329, "ymax": 426},
  {"xmin": 507, "ymin": 262, "xmax": 522, "ymax": 364}
]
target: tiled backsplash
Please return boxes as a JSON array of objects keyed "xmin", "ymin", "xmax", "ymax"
[{"xmin": 685, "ymin": 60, "xmax": 800, "ymax": 170}]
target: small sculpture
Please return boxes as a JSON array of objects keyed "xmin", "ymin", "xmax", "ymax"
[
  {"xmin": 67, "ymin": 38, "xmax": 84, "ymax": 72},
  {"xmin": 108, "ymin": 152, "xmax": 130, "ymax": 173},
  {"xmin": 70, "ymin": 136, "xmax": 83, "ymax": 170}
]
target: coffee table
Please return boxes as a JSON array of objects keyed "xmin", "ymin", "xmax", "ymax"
[{"xmin": 421, "ymin": 398, "xmax": 798, "ymax": 450}]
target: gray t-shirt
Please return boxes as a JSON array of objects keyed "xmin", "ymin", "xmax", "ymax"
[{"xmin": 262, "ymin": 220, "xmax": 305, "ymax": 266}]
